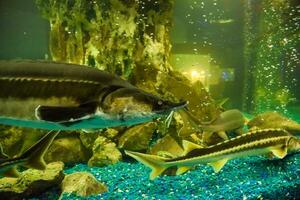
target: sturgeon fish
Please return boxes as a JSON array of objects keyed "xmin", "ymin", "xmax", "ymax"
[
  {"xmin": 0, "ymin": 60, "xmax": 186, "ymax": 130},
  {"xmin": 0, "ymin": 130, "xmax": 59, "ymax": 177},
  {"xmin": 179, "ymin": 109, "xmax": 245, "ymax": 142},
  {"xmin": 125, "ymin": 128, "xmax": 300, "ymax": 180}
]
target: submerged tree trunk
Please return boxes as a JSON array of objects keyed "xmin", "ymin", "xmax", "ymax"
[{"xmin": 35, "ymin": 0, "xmax": 173, "ymax": 79}]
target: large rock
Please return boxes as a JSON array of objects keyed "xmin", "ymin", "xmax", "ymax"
[
  {"xmin": 0, "ymin": 126, "xmax": 44, "ymax": 157},
  {"xmin": 88, "ymin": 136, "xmax": 122, "ymax": 167},
  {"xmin": 0, "ymin": 126, "xmax": 24, "ymax": 157},
  {"xmin": 60, "ymin": 172, "xmax": 107, "ymax": 197},
  {"xmin": 0, "ymin": 162, "xmax": 64, "ymax": 200},
  {"xmin": 149, "ymin": 135, "xmax": 184, "ymax": 158},
  {"xmin": 80, "ymin": 129, "xmax": 120, "ymax": 150},
  {"xmin": 45, "ymin": 136, "xmax": 90, "ymax": 164},
  {"xmin": 118, "ymin": 122, "xmax": 156, "ymax": 151},
  {"xmin": 157, "ymin": 71, "xmax": 220, "ymax": 122},
  {"xmin": 248, "ymin": 111, "xmax": 300, "ymax": 134}
]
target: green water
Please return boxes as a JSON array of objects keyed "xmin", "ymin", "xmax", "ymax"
[
  {"xmin": 170, "ymin": 0, "xmax": 300, "ymax": 117},
  {"xmin": 0, "ymin": 1, "xmax": 299, "ymax": 199},
  {"xmin": 0, "ymin": 0, "xmax": 299, "ymax": 116}
]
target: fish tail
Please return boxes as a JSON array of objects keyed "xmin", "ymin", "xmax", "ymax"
[
  {"xmin": 125, "ymin": 150, "xmax": 168, "ymax": 180},
  {"xmin": 20, "ymin": 130, "xmax": 60, "ymax": 170}
]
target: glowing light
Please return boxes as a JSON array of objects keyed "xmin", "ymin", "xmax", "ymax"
[{"xmin": 191, "ymin": 70, "xmax": 200, "ymax": 78}]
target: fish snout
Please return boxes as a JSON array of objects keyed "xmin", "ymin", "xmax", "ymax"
[{"xmin": 153, "ymin": 100, "xmax": 188, "ymax": 114}]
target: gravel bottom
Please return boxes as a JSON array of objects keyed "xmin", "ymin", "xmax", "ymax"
[{"xmin": 31, "ymin": 152, "xmax": 300, "ymax": 200}]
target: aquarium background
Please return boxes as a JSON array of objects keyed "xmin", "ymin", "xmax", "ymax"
[
  {"xmin": 0, "ymin": 0, "xmax": 299, "ymax": 117},
  {"xmin": 0, "ymin": 0, "xmax": 300, "ymax": 199}
]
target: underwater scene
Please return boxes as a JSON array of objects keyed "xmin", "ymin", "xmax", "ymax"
[{"xmin": 0, "ymin": 0, "xmax": 299, "ymax": 199}]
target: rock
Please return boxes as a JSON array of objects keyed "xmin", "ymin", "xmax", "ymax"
[
  {"xmin": 0, "ymin": 126, "xmax": 24, "ymax": 157},
  {"xmin": 80, "ymin": 129, "xmax": 120, "ymax": 150},
  {"xmin": 80, "ymin": 131, "xmax": 100, "ymax": 150},
  {"xmin": 45, "ymin": 136, "xmax": 90, "ymax": 164},
  {"xmin": 157, "ymin": 71, "xmax": 220, "ymax": 122},
  {"xmin": 60, "ymin": 172, "xmax": 107, "ymax": 197},
  {"xmin": 103, "ymin": 128, "xmax": 119, "ymax": 139},
  {"xmin": 118, "ymin": 122, "xmax": 156, "ymax": 151},
  {"xmin": 149, "ymin": 135, "xmax": 184, "ymax": 158},
  {"xmin": 88, "ymin": 136, "xmax": 122, "ymax": 167},
  {"xmin": 0, "ymin": 126, "xmax": 44, "ymax": 157},
  {"xmin": 248, "ymin": 112, "xmax": 300, "ymax": 134},
  {"xmin": 0, "ymin": 162, "xmax": 64, "ymax": 200},
  {"xmin": 149, "ymin": 135, "xmax": 187, "ymax": 176}
]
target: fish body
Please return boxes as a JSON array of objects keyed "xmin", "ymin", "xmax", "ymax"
[
  {"xmin": 0, "ymin": 60, "xmax": 186, "ymax": 130},
  {"xmin": 125, "ymin": 128, "xmax": 300, "ymax": 180},
  {"xmin": 0, "ymin": 130, "xmax": 59, "ymax": 177},
  {"xmin": 201, "ymin": 109, "xmax": 245, "ymax": 132},
  {"xmin": 179, "ymin": 109, "xmax": 245, "ymax": 143}
]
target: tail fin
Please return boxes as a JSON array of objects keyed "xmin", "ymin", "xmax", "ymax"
[
  {"xmin": 125, "ymin": 150, "xmax": 168, "ymax": 180},
  {"xmin": 19, "ymin": 130, "xmax": 60, "ymax": 170}
]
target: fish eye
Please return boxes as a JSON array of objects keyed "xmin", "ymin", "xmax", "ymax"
[{"xmin": 158, "ymin": 100, "xmax": 163, "ymax": 105}]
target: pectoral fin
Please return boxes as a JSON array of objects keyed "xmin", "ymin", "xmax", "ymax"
[
  {"xmin": 36, "ymin": 101, "xmax": 98, "ymax": 123},
  {"xmin": 202, "ymin": 131, "xmax": 213, "ymax": 143},
  {"xmin": 21, "ymin": 131, "xmax": 60, "ymax": 170},
  {"xmin": 271, "ymin": 146, "xmax": 288, "ymax": 159},
  {"xmin": 209, "ymin": 158, "xmax": 228, "ymax": 173},
  {"xmin": 217, "ymin": 131, "xmax": 229, "ymax": 140}
]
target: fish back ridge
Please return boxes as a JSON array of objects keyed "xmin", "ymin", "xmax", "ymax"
[{"xmin": 0, "ymin": 60, "xmax": 134, "ymax": 101}]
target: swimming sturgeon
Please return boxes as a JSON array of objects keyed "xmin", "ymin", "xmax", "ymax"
[
  {"xmin": 125, "ymin": 128, "xmax": 300, "ymax": 180},
  {"xmin": 0, "ymin": 60, "xmax": 186, "ymax": 130},
  {"xmin": 179, "ymin": 109, "xmax": 245, "ymax": 142}
]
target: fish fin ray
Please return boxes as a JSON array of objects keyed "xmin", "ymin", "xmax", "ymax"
[
  {"xmin": 35, "ymin": 101, "xmax": 98, "ymax": 123},
  {"xmin": 125, "ymin": 150, "xmax": 167, "ymax": 180},
  {"xmin": 21, "ymin": 131, "xmax": 60, "ymax": 170},
  {"xmin": 209, "ymin": 158, "xmax": 228, "ymax": 173}
]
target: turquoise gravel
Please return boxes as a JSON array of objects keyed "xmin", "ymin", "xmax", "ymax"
[{"xmin": 33, "ymin": 152, "xmax": 300, "ymax": 200}]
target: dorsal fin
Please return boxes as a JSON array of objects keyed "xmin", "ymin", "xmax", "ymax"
[{"xmin": 182, "ymin": 140, "xmax": 203, "ymax": 155}]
